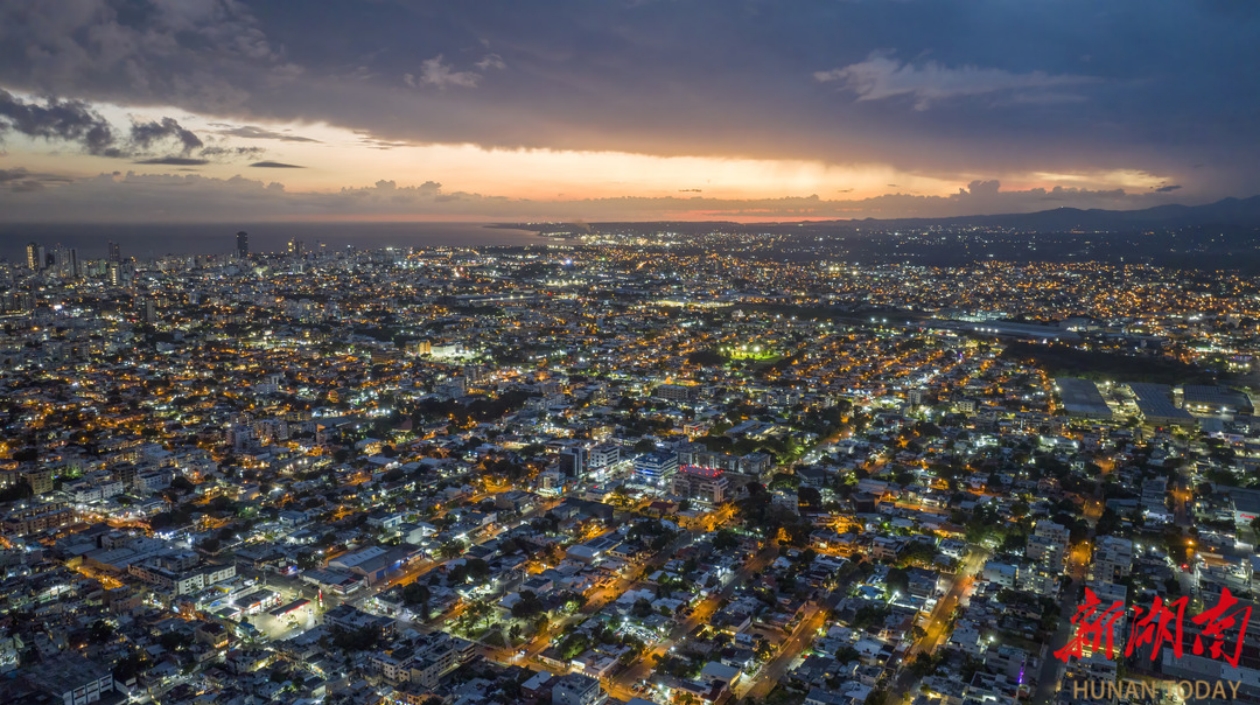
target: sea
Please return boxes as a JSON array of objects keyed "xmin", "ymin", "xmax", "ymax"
[{"xmin": 0, "ymin": 222, "xmax": 552, "ymax": 262}]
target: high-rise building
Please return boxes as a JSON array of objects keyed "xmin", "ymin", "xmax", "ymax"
[
  {"xmin": 50, "ymin": 245, "xmax": 77, "ymax": 279},
  {"xmin": 287, "ymin": 238, "xmax": 303, "ymax": 256},
  {"xmin": 25, "ymin": 242, "xmax": 38, "ymax": 271},
  {"xmin": 1091, "ymin": 536, "xmax": 1134, "ymax": 583},
  {"xmin": 236, "ymin": 231, "xmax": 249, "ymax": 258},
  {"xmin": 108, "ymin": 262, "xmax": 121, "ymax": 286},
  {"xmin": 107, "ymin": 241, "xmax": 121, "ymax": 263},
  {"xmin": 1027, "ymin": 520, "xmax": 1070, "ymax": 572},
  {"xmin": 558, "ymin": 447, "xmax": 587, "ymax": 480}
]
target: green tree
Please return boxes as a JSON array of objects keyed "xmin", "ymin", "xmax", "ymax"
[
  {"xmin": 403, "ymin": 583, "xmax": 431, "ymax": 619},
  {"xmin": 713, "ymin": 529, "xmax": 741, "ymax": 551},
  {"xmin": 631, "ymin": 598, "xmax": 654, "ymax": 619},
  {"xmin": 511, "ymin": 591, "xmax": 545, "ymax": 619},
  {"xmin": 835, "ymin": 645, "xmax": 861, "ymax": 663},
  {"xmin": 439, "ymin": 539, "xmax": 467, "ymax": 559}
]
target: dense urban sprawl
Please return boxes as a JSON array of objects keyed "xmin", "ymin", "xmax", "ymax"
[{"xmin": 2, "ymin": 232, "xmax": 1259, "ymax": 705}]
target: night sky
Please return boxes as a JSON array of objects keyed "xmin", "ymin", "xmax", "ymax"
[{"xmin": 0, "ymin": 0, "xmax": 1257, "ymax": 222}]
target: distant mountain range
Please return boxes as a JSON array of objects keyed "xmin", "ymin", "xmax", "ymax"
[
  {"xmin": 518, "ymin": 195, "xmax": 1260, "ymax": 234},
  {"xmin": 852, "ymin": 194, "xmax": 1260, "ymax": 231}
]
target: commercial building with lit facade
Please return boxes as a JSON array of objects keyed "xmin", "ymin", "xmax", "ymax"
[
  {"xmin": 633, "ymin": 451, "xmax": 679, "ymax": 488},
  {"xmin": 671, "ymin": 465, "xmax": 731, "ymax": 504}
]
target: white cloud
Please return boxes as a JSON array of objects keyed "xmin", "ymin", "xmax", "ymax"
[
  {"xmin": 475, "ymin": 53, "xmax": 506, "ymax": 71},
  {"xmin": 815, "ymin": 52, "xmax": 1094, "ymax": 110},
  {"xmin": 407, "ymin": 55, "xmax": 484, "ymax": 89}
]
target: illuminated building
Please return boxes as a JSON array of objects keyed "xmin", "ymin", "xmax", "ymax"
[
  {"xmin": 671, "ymin": 464, "xmax": 730, "ymax": 504},
  {"xmin": 1027, "ymin": 520, "xmax": 1069, "ymax": 572},
  {"xmin": 587, "ymin": 443, "xmax": 620, "ymax": 471},
  {"xmin": 553, "ymin": 673, "xmax": 603, "ymax": 705},
  {"xmin": 1, "ymin": 502, "xmax": 76, "ymax": 535},
  {"xmin": 655, "ymin": 383, "xmax": 697, "ymax": 401},
  {"xmin": 633, "ymin": 450, "xmax": 679, "ymax": 487}
]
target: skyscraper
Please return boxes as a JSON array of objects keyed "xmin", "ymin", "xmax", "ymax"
[
  {"xmin": 236, "ymin": 231, "xmax": 249, "ymax": 258},
  {"xmin": 25, "ymin": 242, "xmax": 38, "ymax": 271},
  {"xmin": 107, "ymin": 241, "xmax": 121, "ymax": 263},
  {"xmin": 51, "ymin": 245, "xmax": 67, "ymax": 276},
  {"xmin": 287, "ymin": 238, "xmax": 304, "ymax": 256}
]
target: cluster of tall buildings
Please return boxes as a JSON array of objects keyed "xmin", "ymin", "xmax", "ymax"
[
  {"xmin": 24, "ymin": 239, "xmax": 129, "ymax": 284},
  {"xmin": 233, "ymin": 231, "xmax": 305, "ymax": 259},
  {"xmin": 24, "ymin": 241, "xmax": 80, "ymax": 279}
]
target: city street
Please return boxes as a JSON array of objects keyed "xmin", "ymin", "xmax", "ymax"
[
  {"xmin": 887, "ymin": 548, "xmax": 989, "ymax": 704},
  {"xmin": 603, "ymin": 542, "xmax": 780, "ymax": 702},
  {"xmin": 738, "ymin": 603, "xmax": 827, "ymax": 699}
]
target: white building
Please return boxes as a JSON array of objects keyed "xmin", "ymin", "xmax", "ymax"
[
  {"xmin": 1026, "ymin": 520, "xmax": 1069, "ymax": 572},
  {"xmin": 553, "ymin": 673, "xmax": 604, "ymax": 705},
  {"xmin": 1091, "ymin": 536, "xmax": 1134, "ymax": 583}
]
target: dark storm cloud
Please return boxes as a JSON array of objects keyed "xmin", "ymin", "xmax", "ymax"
[
  {"xmin": 0, "ymin": 88, "xmax": 219, "ymax": 161},
  {"xmin": 1155, "ymin": 184, "xmax": 1182, "ymax": 193},
  {"xmin": 0, "ymin": 89, "xmax": 120, "ymax": 156},
  {"xmin": 0, "ymin": 167, "xmax": 71, "ymax": 183},
  {"xmin": 250, "ymin": 161, "xmax": 304, "ymax": 168},
  {"xmin": 134, "ymin": 156, "xmax": 210, "ymax": 166},
  {"xmin": 0, "ymin": 95, "xmax": 271, "ymax": 165},
  {"xmin": 212, "ymin": 124, "xmax": 321, "ymax": 143},
  {"xmin": 0, "ymin": 1, "xmax": 1257, "ymax": 197},
  {"xmin": 0, "ymin": 0, "xmax": 297, "ymax": 113},
  {"xmin": 130, "ymin": 117, "xmax": 204, "ymax": 155},
  {"xmin": 0, "ymin": 166, "xmax": 74, "ymax": 192},
  {"xmin": 200, "ymin": 146, "xmax": 266, "ymax": 160}
]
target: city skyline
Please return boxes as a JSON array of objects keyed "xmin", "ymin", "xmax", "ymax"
[
  {"xmin": 1, "ymin": 235, "xmax": 1256, "ymax": 705},
  {"xmin": 0, "ymin": 1, "xmax": 1258, "ymax": 222},
  {"xmin": 3, "ymin": 5, "xmax": 1260, "ymax": 705}
]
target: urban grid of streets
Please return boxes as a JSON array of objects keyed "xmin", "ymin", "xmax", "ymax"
[{"xmin": 1, "ymin": 234, "xmax": 1257, "ymax": 705}]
